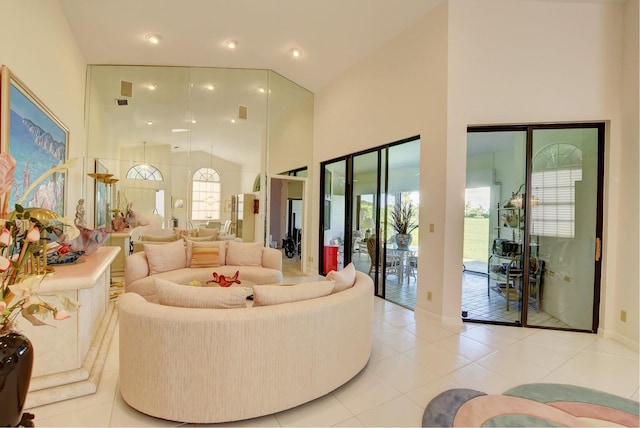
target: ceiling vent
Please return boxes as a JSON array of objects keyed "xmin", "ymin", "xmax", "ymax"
[
  {"xmin": 120, "ymin": 80, "xmax": 133, "ymax": 97},
  {"xmin": 238, "ymin": 105, "xmax": 248, "ymax": 120},
  {"xmin": 115, "ymin": 98, "xmax": 129, "ymax": 106}
]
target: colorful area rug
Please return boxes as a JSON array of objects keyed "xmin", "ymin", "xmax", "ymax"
[{"xmin": 423, "ymin": 383, "xmax": 639, "ymax": 427}]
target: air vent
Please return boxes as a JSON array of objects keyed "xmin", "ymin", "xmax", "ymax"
[
  {"xmin": 121, "ymin": 80, "xmax": 133, "ymax": 97},
  {"xmin": 115, "ymin": 99, "xmax": 128, "ymax": 106}
]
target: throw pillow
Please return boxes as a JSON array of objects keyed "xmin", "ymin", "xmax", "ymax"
[
  {"xmin": 185, "ymin": 240, "xmax": 227, "ymax": 265},
  {"xmin": 187, "ymin": 241, "xmax": 221, "ymax": 268},
  {"xmin": 252, "ymin": 281, "xmax": 335, "ymax": 307},
  {"xmin": 327, "ymin": 262, "xmax": 357, "ymax": 293},
  {"xmin": 155, "ymin": 278, "xmax": 248, "ymax": 309},
  {"xmin": 144, "ymin": 239, "xmax": 186, "ymax": 274},
  {"xmin": 226, "ymin": 241, "xmax": 262, "ymax": 266},
  {"xmin": 184, "ymin": 235, "xmax": 216, "ymax": 242},
  {"xmin": 141, "ymin": 233, "xmax": 178, "ymax": 242}
]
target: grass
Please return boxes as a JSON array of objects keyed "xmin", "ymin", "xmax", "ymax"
[{"xmin": 463, "ymin": 217, "xmax": 490, "ymax": 262}]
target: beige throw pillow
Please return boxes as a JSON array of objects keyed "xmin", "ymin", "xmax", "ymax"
[
  {"xmin": 226, "ymin": 241, "xmax": 262, "ymax": 266},
  {"xmin": 155, "ymin": 278, "xmax": 248, "ymax": 309},
  {"xmin": 197, "ymin": 227, "xmax": 219, "ymax": 238},
  {"xmin": 327, "ymin": 262, "xmax": 357, "ymax": 293},
  {"xmin": 141, "ymin": 233, "xmax": 178, "ymax": 242},
  {"xmin": 186, "ymin": 240, "xmax": 227, "ymax": 265},
  {"xmin": 187, "ymin": 241, "xmax": 221, "ymax": 268},
  {"xmin": 144, "ymin": 239, "xmax": 186, "ymax": 274},
  {"xmin": 252, "ymin": 281, "xmax": 334, "ymax": 307}
]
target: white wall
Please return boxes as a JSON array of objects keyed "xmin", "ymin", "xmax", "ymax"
[
  {"xmin": 315, "ymin": 0, "xmax": 637, "ymax": 346},
  {"xmin": 0, "ymin": 1, "xmax": 87, "ymax": 218},
  {"xmin": 448, "ymin": 0, "xmax": 635, "ymax": 346}
]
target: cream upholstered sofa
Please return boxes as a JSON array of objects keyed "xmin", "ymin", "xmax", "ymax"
[
  {"xmin": 118, "ymin": 269, "xmax": 374, "ymax": 424},
  {"xmin": 125, "ymin": 239, "xmax": 282, "ymax": 302}
]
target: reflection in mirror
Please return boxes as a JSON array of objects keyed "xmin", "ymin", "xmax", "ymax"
[{"xmin": 85, "ymin": 65, "xmax": 312, "ymax": 244}]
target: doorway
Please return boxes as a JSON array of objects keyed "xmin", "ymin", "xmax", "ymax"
[
  {"xmin": 320, "ymin": 136, "xmax": 420, "ymax": 309},
  {"xmin": 268, "ymin": 172, "xmax": 307, "ymax": 275},
  {"xmin": 462, "ymin": 123, "xmax": 604, "ymax": 332}
]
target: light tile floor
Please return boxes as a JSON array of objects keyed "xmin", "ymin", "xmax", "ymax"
[{"xmin": 28, "ymin": 256, "xmax": 639, "ymax": 427}]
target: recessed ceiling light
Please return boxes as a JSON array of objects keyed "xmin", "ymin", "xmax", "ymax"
[
  {"xmin": 290, "ymin": 48, "xmax": 303, "ymax": 58},
  {"xmin": 146, "ymin": 83, "xmax": 158, "ymax": 90},
  {"xmin": 171, "ymin": 128, "xmax": 189, "ymax": 133},
  {"xmin": 145, "ymin": 33, "xmax": 161, "ymax": 45},
  {"xmin": 230, "ymin": 119, "xmax": 236, "ymax": 124},
  {"xmin": 189, "ymin": 119, "xmax": 197, "ymax": 124},
  {"xmin": 205, "ymin": 84, "xmax": 215, "ymax": 91},
  {"xmin": 257, "ymin": 86, "xmax": 266, "ymax": 93},
  {"xmin": 146, "ymin": 121, "xmax": 153, "ymax": 125},
  {"xmin": 224, "ymin": 40, "xmax": 238, "ymax": 49}
]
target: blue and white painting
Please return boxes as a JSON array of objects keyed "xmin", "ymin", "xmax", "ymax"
[{"xmin": 8, "ymin": 81, "xmax": 67, "ymax": 216}]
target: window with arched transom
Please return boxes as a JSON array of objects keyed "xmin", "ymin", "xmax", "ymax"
[
  {"xmin": 126, "ymin": 164, "xmax": 164, "ymax": 181},
  {"xmin": 191, "ymin": 167, "xmax": 221, "ymax": 221}
]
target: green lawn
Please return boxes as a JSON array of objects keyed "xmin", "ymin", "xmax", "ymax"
[{"xmin": 463, "ymin": 217, "xmax": 490, "ymax": 262}]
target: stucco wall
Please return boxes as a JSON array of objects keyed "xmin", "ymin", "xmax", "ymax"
[{"xmin": 0, "ymin": 0, "xmax": 87, "ymax": 217}]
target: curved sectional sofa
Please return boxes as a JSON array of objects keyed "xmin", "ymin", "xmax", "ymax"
[{"xmin": 118, "ymin": 271, "xmax": 374, "ymax": 424}]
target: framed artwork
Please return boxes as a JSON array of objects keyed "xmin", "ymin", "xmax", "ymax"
[
  {"xmin": 0, "ymin": 66, "xmax": 69, "ymax": 216},
  {"xmin": 224, "ymin": 199, "xmax": 232, "ymax": 212},
  {"xmin": 94, "ymin": 160, "xmax": 108, "ymax": 229}
]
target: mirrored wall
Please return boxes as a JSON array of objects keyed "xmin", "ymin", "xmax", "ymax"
[{"xmin": 84, "ymin": 65, "xmax": 313, "ymax": 243}]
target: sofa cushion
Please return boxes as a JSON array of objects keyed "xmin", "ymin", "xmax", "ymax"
[
  {"xmin": 327, "ymin": 262, "xmax": 357, "ymax": 293},
  {"xmin": 252, "ymin": 281, "xmax": 334, "ymax": 307},
  {"xmin": 186, "ymin": 240, "xmax": 226, "ymax": 266},
  {"xmin": 145, "ymin": 239, "xmax": 187, "ymax": 274},
  {"xmin": 187, "ymin": 241, "xmax": 221, "ymax": 268},
  {"xmin": 154, "ymin": 278, "xmax": 249, "ymax": 309},
  {"xmin": 226, "ymin": 241, "xmax": 262, "ymax": 266}
]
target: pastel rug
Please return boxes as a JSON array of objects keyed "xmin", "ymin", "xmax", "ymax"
[{"xmin": 423, "ymin": 383, "xmax": 639, "ymax": 427}]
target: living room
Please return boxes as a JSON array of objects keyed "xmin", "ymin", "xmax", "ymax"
[{"xmin": 0, "ymin": 0, "xmax": 637, "ymax": 426}]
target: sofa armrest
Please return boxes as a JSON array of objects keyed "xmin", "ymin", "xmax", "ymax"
[
  {"xmin": 125, "ymin": 251, "xmax": 150, "ymax": 286},
  {"xmin": 261, "ymin": 247, "xmax": 282, "ymax": 271}
]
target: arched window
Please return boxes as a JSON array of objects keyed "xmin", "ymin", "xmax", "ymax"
[
  {"xmin": 126, "ymin": 164, "xmax": 164, "ymax": 181},
  {"xmin": 531, "ymin": 143, "xmax": 582, "ymax": 238},
  {"xmin": 192, "ymin": 167, "xmax": 221, "ymax": 221}
]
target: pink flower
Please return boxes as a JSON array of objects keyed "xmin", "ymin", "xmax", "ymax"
[
  {"xmin": 0, "ymin": 228, "xmax": 12, "ymax": 247},
  {"xmin": 54, "ymin": 309, "xmax": 70, "ymax": 320},
  {"xmin": 0, "ymin": 301, "xmax": 6, "ymax": 311},
  {"xmin": 0, "ymin": 255, "xmax": 10, "ymax": 271},
  {"xmin": 26, "ymin": 226, "xmax": 40, "ymax": 242},
  {"xmin": 0, "ymin": 153, "xmax": 16, "ymax": 197}
]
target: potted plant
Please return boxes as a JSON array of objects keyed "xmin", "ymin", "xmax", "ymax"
[
  {"xmin": 390, "ymin": 199, "xmax": 418, "ymax": 250},
  {"xmin": 0, "ymin": 153, "xmax": 80, "ymax": 426}
]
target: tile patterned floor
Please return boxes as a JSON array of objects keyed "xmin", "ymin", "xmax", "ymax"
[{"xmin": 28, "ymin": 253, "xmax": 638, "ymax": 426}]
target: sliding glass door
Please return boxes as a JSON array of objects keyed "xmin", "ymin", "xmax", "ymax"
[
  {"xmin": 320, "ymin": 137, "xmax": 420, "ymax": 308},
  {"xmin": 463, "ymin": 123, "xmax": 604, "ymax": 332}
]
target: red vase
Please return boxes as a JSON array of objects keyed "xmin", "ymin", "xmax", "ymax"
[{"xmin": 0, "ymin": 332, "xmax": 34, "ymax": 427}]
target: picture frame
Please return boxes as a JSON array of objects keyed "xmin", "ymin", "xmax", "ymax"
[
  {"xmin": 0, "ymin": 65, "xmax": 69, "ymax": 216},
  {"xmin": 224, "ymin": 199, "xmax": 232, "ymax": 213},
  {"xmin": 95, "ymin": 160, "xmax": 108, "ymax": 229}
]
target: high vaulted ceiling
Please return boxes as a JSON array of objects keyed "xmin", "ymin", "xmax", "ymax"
[{"xmin": 59, "ymin": 0, "xmax": 442, "ymax": 92}]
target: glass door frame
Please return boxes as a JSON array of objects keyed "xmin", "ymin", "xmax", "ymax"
[
  {"xmin": 466, "ymin": 123, "xmax": 604, "ymax": 332},
  {"xmin": 319, "ymin": 135, "xmax": 420, "ymax": 300}
]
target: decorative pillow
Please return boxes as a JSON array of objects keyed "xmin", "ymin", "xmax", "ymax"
[
  {"xmin": 327, "ymin": 262, "xmax": 356, "ymax": 293},
  {"xmin": 184, "ymin": 235, "xmax": 216, "ymax": 242},
  {"xmin": 154, "ymin": 278, "xmax": 248, "ymax": 309},
  {"xmin": 217, "ymin": 233, "xmax": 237, "ymax": 241},
  {"xmin": 186, "ymin": 240, "xmax": 226, "ymax": 265},
  {"xmin": 252, "ymin": 281, "xmax": 335, "ymax": 307},
  {"xmin": 187, "ymin": 241, "xmax": 221, "ymax": 268},
  {"xmin": 197, "ymin": 227, "xmax": 219, "ymax": 238},
  {"xmin": 144, "ymin": 239, "xmax": 186, "ymax": 274},
  {"xmin": 226, "ymin": 241, "xmax": 262, "ymax": 266},
  {"xmin": 141, "ymin": 233, "xmax": 178, "ymax": 242}
]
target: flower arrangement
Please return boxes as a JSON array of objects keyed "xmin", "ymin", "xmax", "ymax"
[
  {"xmin": 0, "ymin": 153, "xmax": 79, "ymax": 334},
  {"xmin": 390, "ymin": 199, "xmax": 419, "ymax": 235}
]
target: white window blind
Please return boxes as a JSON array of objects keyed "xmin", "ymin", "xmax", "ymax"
[{"xmin": 191, "ymin": 168, "xmax": 221, "ymax": 221}]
